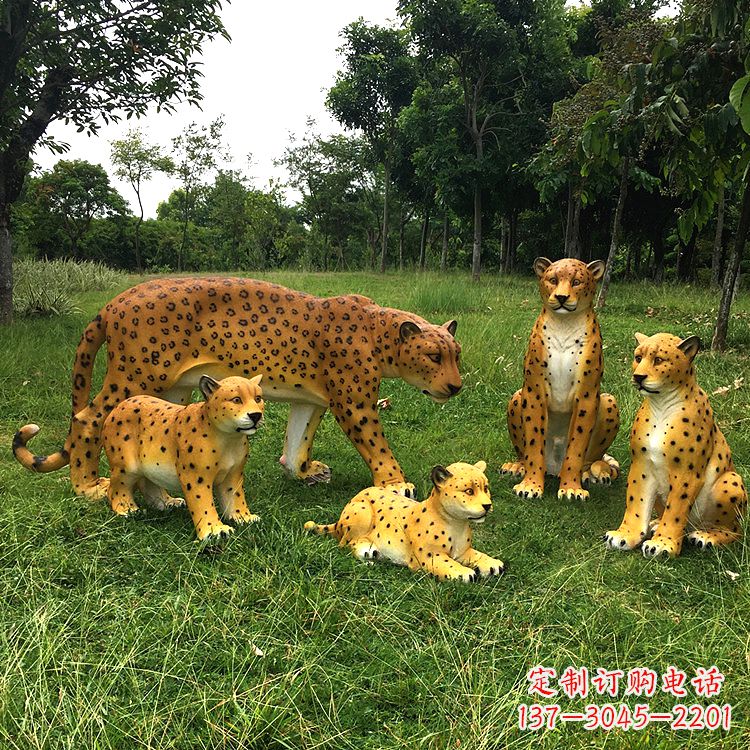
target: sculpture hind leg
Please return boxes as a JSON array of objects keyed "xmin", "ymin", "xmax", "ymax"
[
  {"xmin": 500, "ymin": 389, "xmax": 525, "ymax": 479},
  {"xmin": 583, "ymin": 393, "xmax": 620, "ymax": 487},
  {"xmin": 70, "ymin": 382, "xmax": 126, "ymax": 499},
  {"xmin": 280, "ymin": 403, "xmax": 331, "ymax": 484},
  {"xmin": 687, "ymin": 471, "xmax": 747, "ymax": 549}
]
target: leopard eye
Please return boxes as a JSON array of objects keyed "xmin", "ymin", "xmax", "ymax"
[
  {"xmin": 231, "ymin": 396, "xmax": 242, "ymax": 404},
  {"xmin": 255, "ymin": 396, "xmax": 262, "ymax": 403},
  {"xmin": 428, "ymin": 353, "xmax": 442, "ymax": 364},
  {"xmin": 465, "ymin": 487, "xmax": 474, "ymax": 495},
  {"xmin": 549, "ymin": 277, "xmax": 558, "ymax": 285},
  {"xmin": 572, "ymin": 279, "xmax": 581, "ymax": 287},
  {"xmin": 654, "ymin": 357, "xmax": 663, "ymax": 365},
  {"xmin": 635, "ymin": 355, "xmax": 642, "ymax": 363}
]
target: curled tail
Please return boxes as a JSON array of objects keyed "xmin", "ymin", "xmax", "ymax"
[
  {"xmin": 304, "ymin": 520, "xmax": 340, "ymax": 539},
  {"xmin": 13, "ymin": 312, "xmax": 106, "ymax": 473}
]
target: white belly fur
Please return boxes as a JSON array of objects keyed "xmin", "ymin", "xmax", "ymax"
[
  {"xmin": 543, "ymin": 318, "xmax": 587, "ymax": 474},
  {"xmin": 173, "ymin": 364, "xmax": 328, "ymax": 407},
  {"xmin": 141, "ymin": 462, "xmax": 182, "ymax": 494}
]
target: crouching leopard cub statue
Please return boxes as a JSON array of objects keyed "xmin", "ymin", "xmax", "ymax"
[
  {"xmin": 102, "ymin": 374, "xmax": 264, "ymax": 542},
  {"xmin": 305, "ymin": 461, "xmax": 505, "ymax": 582},
  {"xmin": 12, "ymin": 277, "xmax": 462, "ymax": 500},
  {"xmin": 501, "ymin": 257, "xmax": 620, "ymax": 501},
  {"xmin": 604, "ymin": 333, "xmax": 747, "ymax": 558}
]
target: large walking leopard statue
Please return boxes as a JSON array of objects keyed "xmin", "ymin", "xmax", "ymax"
[{"xmin": 13, "ymin": 277, "xmax": 462, "ymax": 499}]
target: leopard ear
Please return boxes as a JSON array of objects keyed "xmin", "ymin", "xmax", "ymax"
[
  {"xmin": 533, "ymin": 257, "xmax": 552, "ymax": 278},
  {"xmin": 474, "ymin": 460, "xmax": 487, "ymax": 473},
  {"xmin": 677, "ymin": 335, "xmax": 701, "ymax": 361},
  {"xmin": 634, "ymin": 332, "xmax": 648, "ymax": 345},
  {"xmin": 198, "ymin": 375, "xmax": 221, "ymax": 400},
  {"xmin": 248, "ymin": 374, "xmax": 263, "ymax": 388},
  {"xmin": 400, "ymin": 321, "xmax": 421, "ymax": 341},
  {"xmin": 443, "ymin": 319, "xmax": 458, "ymax": 337},
  {"xmin": 431, "ymin": 465, "xmax": 453, "ymax": 487},
  {"xmin": 587, "ymin": 260, "xmax": 606, "ymax": 280}
]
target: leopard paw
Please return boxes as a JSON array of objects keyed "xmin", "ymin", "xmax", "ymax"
[
  {"xmin": 111, "ymin": 498, "xmax": 140, "ymax": 516},
  {"xmin": 582, "ymin": 458, "xmax": 618, "ymax": 487},
  {"xmin": 513, "ymin": 479, "xmax": 543, "ymax": 499},
  {"xmin": 500, "ymin": 461, "xmax": 525, "ymax": 480},
  {"xmin": 300, "ymin": 460, "xmax": 332, "ymax": 485},
  {"xmin": 80, "ymin": 477, "xmax": 110, "ymax": 501},
  {"xmin": 196, "ymin": 522, "xmax": 234, "ymax": 544},
  {"xmin": 227, "ymin": 510, "xmax": 260, "ymax": 525},
  {"xmin": 603, "ymin": 529, "xmax": 645, "ymax": 551},
  {"xmin": 642, "ymin": 537, "xmax": 680, "ymax": 559},
  {"xmin": 558, "ymin": 486, "xmax": 589, "ymax": 501}
]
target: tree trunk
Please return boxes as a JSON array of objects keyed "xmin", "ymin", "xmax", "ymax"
[
  {"xmin": 0, "ymin": 205, "xmax": 12, "ymax": 324},
  {"xmin": 134, "ymin": 190, "xmax": 144, "ymax": 273},
  {"xmin": 653, "ymin": 232, "xmax": 665, "ymax": 282},
  {"xmin": 712, "ymin": 176, "xmax": 750, "ymax": 351},
  {"xmin": 711, "ymin": 182, "xmax": 725, "ymax": 287},
  {"xmin": 419, "ymin": 203, "xmax": 430, "ymax": 271},
  {"xmin": 571, "ymin": 195, "xmax": 582, "ymax": 259},
  {"xmin": 399, "ymin": 207, "xmax": 405, "ymax": 271},
  {"xmin": 564, "ymin": 180, "xmax": 575, "ymax": 256},
  {"xmin": 179, "ymin": 190, "xmax": 190, "ymax": 272},
  {"xmin": 440, "ymin": 210, "xmax": 449, "ymax": 272},
  {"xmin": 676, "ymin": 230, "xmax": 697, "ymax": 282},
  {"xmin": 380, "ymin": 158, "xmax": 390, "ymax": 273},
  {"xmin": 472, "ymin": 182, "xmax": 482, "ymax": 282},
  {"xmin": 597, "ymin": 157, "xmax": 630, "ymax": 309}
]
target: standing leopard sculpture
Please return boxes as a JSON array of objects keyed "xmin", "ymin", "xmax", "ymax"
[
  {"xmin": 12, "ymin": 277, "xmax": 462, "ymax": 499},
  {"xmin": 102, "ymin": 374, "xmax": 264, "ymax": 542},
  {"xmin": 501, "ymin": 257, "xmax": 620, "ymax": 501},
  {"xmin": 305, "ymin": 460, "xmax": 505, "ymax": 582},
  {"xmin": 604, "ymin": 333, "xmax": 747, "ymax": 558}
]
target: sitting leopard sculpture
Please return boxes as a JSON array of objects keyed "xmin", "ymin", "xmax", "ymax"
[
  {"xmin": 103, "ymin": 374, "xmax": 263, "ymax": 542},
  {"xmin": 605, "ymin": 333, "xmax": 747, "ymax": 558},
  {"xmin": 305, "ymin": 461, "xmax": 505, "ymax": 582},
  {"xmin": 12, "ymin": 277, "xmax": 462, "ymax": 499},
  {"xmin": 501, "ymin": 257, "xmax": 620, "ymax": 501}
]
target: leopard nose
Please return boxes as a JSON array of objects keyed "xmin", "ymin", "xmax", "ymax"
[
  {"xmin": 555, "ymin": 294, "xmax": 569, "ymax": 304},
  {"xmin": 633, "ymin": 374, "xmax": 646, "ymax": 385},
  {"xmin": 447, "ymin": 382, "xmax": 462, "ymax": 395},
  {"xmin": 482, "ymin": 503, "xmax": 492, "ymax": 512},
  {"xmin": 247, "ymin": 411, "xmax": 263, "ymax": 425}
]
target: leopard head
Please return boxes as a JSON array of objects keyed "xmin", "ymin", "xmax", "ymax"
[
  {"xmin": 534, "ymin": 257, "xmax": 605, "ymax": 315},
  {"xmin": 632, "ymin": 333, "xmax": 700, "ymax": 396},
  {"xmin": 397, "ymin": 319, "xmax": 462, "ymax": 404},
  {"xmin": 431, "ymin": 460, "xmax": 492, "ymax": 522},
  {"xmin": 199, "ymin": 374, "xmax": 265, "ymax": 435}
]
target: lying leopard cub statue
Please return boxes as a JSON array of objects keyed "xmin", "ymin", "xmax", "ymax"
[
  {"xmin": 102, "ymin": 374, "xmax": 264, "ymax": 542},
  {"xmin": 305, "ymin": 461, "xmax": 505, "ymax": 582},
  {"xmin": 605, "ymin": 333, "xmax": 747, "ymax": 558},
  {"xmin": 501, "ymin": 257, "xmax": 620, "ymax": 501}
]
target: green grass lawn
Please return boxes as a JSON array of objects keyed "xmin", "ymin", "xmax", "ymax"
[{"xmin": 1, "ymin": 270, "xmax": 749, "ymax": 749}]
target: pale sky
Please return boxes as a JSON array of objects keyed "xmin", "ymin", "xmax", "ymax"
[
  {"xmin": 35, "ymin": 1, "xmax": 677, "ymax": 218},
  {"xmin": 36, "ymin": 1, "xmax": 400, "ymax": 217}
]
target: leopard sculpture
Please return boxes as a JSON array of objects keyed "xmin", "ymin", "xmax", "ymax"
[
  {"xmin": 305, "ymin": 461, "xmax": 505, "ymax": 582},
  {"xmin": 501, "ymin": 257, "xmax": 620, "ymax": 500},
  {"xmin": 13, "ymin": 277, "xmax": 462, "ymax": 499},
  {"xmin": 604, "ymin": 333, "xmax": 747, "ymax": 558},
  {"xmin": 99, "ymin": 374, "xmax": 264, "ymax": 542}
]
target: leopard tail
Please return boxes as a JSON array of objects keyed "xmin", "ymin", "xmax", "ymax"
[
  {"xmin": 13, "ymin": 312, "xmax": 106, "ymax": 473},
  {"xmin": 304, "ymin": 520, "xmax": 341, "ymax": 539}
]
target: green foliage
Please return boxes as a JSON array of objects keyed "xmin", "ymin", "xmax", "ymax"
[{"xmin": 12, "ymin": 257, "xmax": 125, "ymax": 316}]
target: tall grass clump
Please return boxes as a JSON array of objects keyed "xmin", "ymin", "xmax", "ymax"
[
  {"xmin": 408, "ymin": 275, "xmax": 494, "ymax": 315},
  {"xmin": 12, "ymin": 258, "xmax": 126, "ymax": 316}
]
